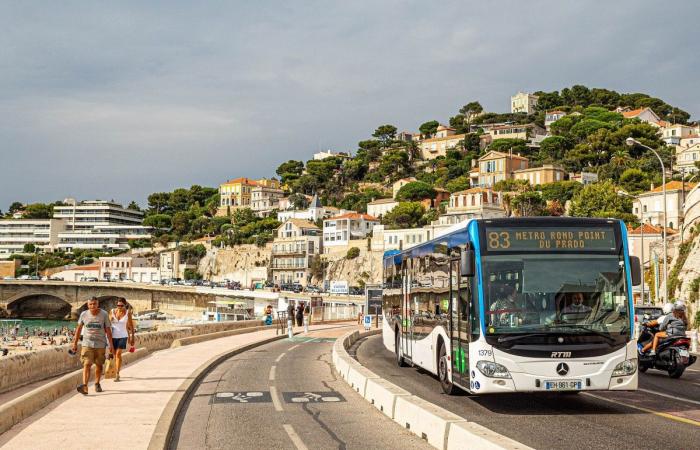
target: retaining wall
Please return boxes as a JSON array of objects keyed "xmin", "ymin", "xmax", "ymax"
[{"xmin": 0, "ymin": 320, "xmax": 263, "ymax": 394}]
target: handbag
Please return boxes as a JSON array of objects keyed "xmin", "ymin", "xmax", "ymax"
[{"xmin": 104, "ymin": 359, "xmax": 117, "ymax": 379}]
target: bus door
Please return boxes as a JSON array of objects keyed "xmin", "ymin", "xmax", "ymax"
[
  {"xmin": 450, "ymin": 258, "xmax": 471, "ymax": 388},
  {"xmin": 401, "ymin": 259, "xmax": 412, "ymax": 360}
]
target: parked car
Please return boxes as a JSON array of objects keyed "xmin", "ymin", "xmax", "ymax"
[
  {"xmin": 305, "ymin": 285, "xmax": 322, "ymax": 294},
  {"xmin": 49, "ymin": 276, "xmax": 64, "ymax": 281},
  {"xmin": 281, "ymin": 283, "xmax": 303, "ymax": 293}
]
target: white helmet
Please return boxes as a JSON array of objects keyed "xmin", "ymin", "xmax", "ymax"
[
  {"xmin": 673, "ymin": 301, "xmax": 686, "ymax": 312},
  {"xmin": 662, "ymin": 303, "xmax": 673, "ymax": 314}
]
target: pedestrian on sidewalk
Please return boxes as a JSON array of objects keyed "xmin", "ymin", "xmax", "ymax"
[
  {"xmin": 72, "ymin": 297, "xmax": 115, "ymax": 395},
  {"xmin": 286, "ymin": 301, "xmax": 295, "ymax": 339},
  {"xmin": 109, "ymin": 298, "xmax": 134, "ymax": 382},
  {"xmin": 295, "ymin": 303, "xmax": 304, "ymax": 328},
  {"xmin": 303, "ymin": 302, "xmax": 310, "ymax": 333}
]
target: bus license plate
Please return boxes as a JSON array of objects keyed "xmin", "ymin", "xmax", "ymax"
[{"xmin": 545, "ymin": 380, "xmax": 581, "ymax": 391}]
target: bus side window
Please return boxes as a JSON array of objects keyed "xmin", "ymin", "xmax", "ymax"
[{"xmin": 469, "ymin": 278, "xmax": 480, "ymax": 341}]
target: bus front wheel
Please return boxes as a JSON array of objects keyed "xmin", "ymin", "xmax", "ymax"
[
  {"xmin": 438, "ymin": 342, "xmax": 457, "ymax": 395},
  {"xmin": 395, "ymin": 330, "xmax": 407, "ymax": 367}
]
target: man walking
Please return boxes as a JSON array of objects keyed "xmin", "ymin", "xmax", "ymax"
[{"xmin": 71, "ymin": 297, "xmax": 115, "ymax": 395}]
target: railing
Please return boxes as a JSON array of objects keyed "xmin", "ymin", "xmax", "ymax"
[
  {"xmin": 310, "ymin": 305, "xmax": 362, "ymax": 322},
  {"xmin": 271, "ymin": 262, "xmax": 307, "ymax": 269}
]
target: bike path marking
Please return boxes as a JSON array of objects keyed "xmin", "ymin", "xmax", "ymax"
[{"xmin": 583, "ymin": 393, "xmax": 700, "ymax": 427}]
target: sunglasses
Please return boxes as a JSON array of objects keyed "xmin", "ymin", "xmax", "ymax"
[{"xmin": 117, "ymin": 304, "xmax": 125, "ymax": 307}]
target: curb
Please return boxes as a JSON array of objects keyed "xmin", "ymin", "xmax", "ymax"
[
  {"xmin": 170, "ymin": 325, "xmax": 269, "ymax": 347},
  {"xmin": 332, "ymin": 330, "xmax": 532, "ymax": 450},
  {"xmin": 148, "ymin": 332, "xmax": 293, "ymax": 450},
  {"xmin": 0, "ymin": 347, "xmax": 149, "ymax": 436}
]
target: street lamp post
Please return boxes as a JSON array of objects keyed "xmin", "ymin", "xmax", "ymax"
[{"xmin": 626, "ymin": 138, "xmax": 668, "ymax": 302}]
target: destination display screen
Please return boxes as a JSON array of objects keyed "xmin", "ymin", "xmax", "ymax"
[{"xmin": 484, "ymin": 226, "xmax": 617, "ymax": 252}]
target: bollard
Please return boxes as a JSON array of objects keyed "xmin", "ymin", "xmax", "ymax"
[{"xmin": 691, "ymin": 330, "xmax": 698, "ymax": 353}]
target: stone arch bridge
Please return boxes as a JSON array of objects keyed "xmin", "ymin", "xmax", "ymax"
[{"xmin": 0, "ymin": 281, "xmax": 227, "ymax": 320}]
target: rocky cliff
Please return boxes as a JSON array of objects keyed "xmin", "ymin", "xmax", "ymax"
[{"xmin": 198, "ymin": 244, "xmax": 271, "ymax": 283}]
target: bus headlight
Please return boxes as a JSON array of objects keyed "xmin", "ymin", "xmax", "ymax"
[
  {"xmin": 476, "ymin": 360, "xmax": 511, "ymax": 379},
  {"xmin": 611, "ymin": 359, "xmax": 637, "ymax": 377}
]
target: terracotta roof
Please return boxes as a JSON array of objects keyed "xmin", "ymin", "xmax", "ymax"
[
  {"xmin": 479, "ymin": 150, "xmax": 529, "ymax": 161},
  {"xmin": 421, "ymin": 133, "xmax": 466, "ymax": 143},
  {"xmin": 67, "ymin": 263, "xmax": 100, "ymax": 271},
  {"xmin": 222, "ymin": 177, "xmax": 260, "ymax": 186},
  {"xmin": 629, "ymin": 223, "xmax": 677, "ymax": 235},
  {"xmin": 546, "ymin": 110, "xmax": 567, "ymax": 115},
  {"xmin": 489, "ymin": 123, "xmax": 538, "ymax": 131},
  {"xmin": 452, "ymin": 188, "xmax": 495, "ymax": 195},
  {"xmin": 327, "ymin": 212, "xmax": 379, "ymax": 221},
  {"xmin": 622, "ymin": 107, "xmax": 659, "ymax": 119},
  {"xmin": 436, "ymin": 125, "xmax": 455, "ymax": 131},
  {"xmin": 281, "ymin": 219, "xmax": 319, "ymax": 229},
  {"xmin": 645, "ymin": 181, "xmax": 697, "ymax": 193},
  {"xmin": 367, "ymin": 198, "xmax": 398, "ymax": 205},
  {"xmin": 680, "ymin": 134, "xmax": 700, "ymax": 140}
]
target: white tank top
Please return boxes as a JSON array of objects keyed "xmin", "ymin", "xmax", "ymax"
[{"xmin": 111, "ymin": 310, "xmax": 129, "ymax": 339}]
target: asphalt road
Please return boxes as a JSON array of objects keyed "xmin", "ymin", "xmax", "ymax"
[
  {"xmin": 355, "ymin": 334, "xmax": 700, "ymax": 450},
  {"xmin": 170, "ymin": 326, "xmax": 430, "ymax": 450}
]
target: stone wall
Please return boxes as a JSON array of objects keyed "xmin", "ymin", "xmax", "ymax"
[
  {"xmin": 0, "ymin": 319, "xmax": 263, "ymax": 394},
  {"xmin": 198, "ymin": 245, "xmax": 271, "ymax": 284}
]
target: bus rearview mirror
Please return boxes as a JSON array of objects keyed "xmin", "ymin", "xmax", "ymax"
[
  {"xmin": 461, "ymin": 247, "xmax": 475, "ymax": 277},
  {"xmin": 629, "ymin": 256, "xmax": 641, "ymax": 286}
]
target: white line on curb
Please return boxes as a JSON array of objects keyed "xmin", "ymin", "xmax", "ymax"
[
  {"xmin": 283, "ymin": 424, "xmax": 309, "ymax": 450},
  {"xmin": 269, "ymin": 366, "xmax": 276, "ymax": 381}
]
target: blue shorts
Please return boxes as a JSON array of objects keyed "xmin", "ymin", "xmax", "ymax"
[{"xmin": 112, "ymin": 337, "xmax": 128, "ymax": 350}]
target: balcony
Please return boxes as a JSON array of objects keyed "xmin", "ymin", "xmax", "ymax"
[
  {"xmin": 271, "ymin": 262, "xmax": 307, "ymax": 269},
  {"xmin": 271, "ymin": 246, "xmax": 307, "ymax": 256}
]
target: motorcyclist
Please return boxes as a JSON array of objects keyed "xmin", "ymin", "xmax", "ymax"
[{"xmin": 641, "ymin": 301, "xmax": 688, "ymax": 356}]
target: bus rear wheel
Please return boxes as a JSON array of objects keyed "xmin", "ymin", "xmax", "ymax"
[
  {"xmin": 395, "ymin": 330, "xmax": 407, "ymax": 367},
  {"xmin": 438, "ymin": 342, "xmax": 457, "ymax": 395}
]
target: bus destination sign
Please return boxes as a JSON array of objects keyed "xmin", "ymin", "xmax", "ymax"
[{"xmin": 485, "ymin": 226, "xmax": 617, "ymax": 252}]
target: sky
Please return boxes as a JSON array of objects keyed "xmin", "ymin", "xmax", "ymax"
[{"xmin": 1, "ymin": 1, "xmax": 698, "ymax": 210}]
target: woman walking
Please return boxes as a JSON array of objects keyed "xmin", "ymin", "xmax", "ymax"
[{"xmin": 110, "ymin": 297, "xmax": 134, "ymax": 381}]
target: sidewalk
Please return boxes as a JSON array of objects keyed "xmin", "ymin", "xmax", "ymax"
[{"xmin": 0, "ymin": 323, "xmax": 352, "ymax": 450}]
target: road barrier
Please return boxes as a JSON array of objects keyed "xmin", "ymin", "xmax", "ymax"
[{"xmin": 332, "ymin": 329, "xmax": 532, "ymax": 450}]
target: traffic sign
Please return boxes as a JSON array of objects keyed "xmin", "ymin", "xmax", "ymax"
[{"xmin": 364, "ymin": 314, "xmax": 373, "ymax": 330}]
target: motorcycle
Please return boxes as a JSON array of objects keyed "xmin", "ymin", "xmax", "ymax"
[{"xmin": 637, "ymin": 320, "xmax": 696, "ymax": 379}]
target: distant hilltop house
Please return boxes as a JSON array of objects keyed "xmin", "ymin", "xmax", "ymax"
[
  {"xmin": 544, "ymin": 110, "xmax": 567, "ymax": 131},
  {"xmin": 322, "ymin": 212, "xmax": 379, "ymax": 253},
  {"xmin": 276, "ymin": 194, "xmax": 343, "ymax": 222},
  {"xmin": 617, "ymin": 107, "xmax": 661, "ymax": 125},
  {"xmin": 511, "ymin": 92, "xmax": 539, "ymax": 114},
  {"xmin": 313, "ymin": 150, "xmax": 351, "ymax": 160},
  {"xmin": 217, "ymin": 177, "xmax": 281, "ymax": 217}
]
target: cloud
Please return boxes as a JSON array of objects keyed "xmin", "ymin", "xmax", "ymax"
[{"xmin": 0, "ymin": 0, "xmax": 698, "ymax": 209}]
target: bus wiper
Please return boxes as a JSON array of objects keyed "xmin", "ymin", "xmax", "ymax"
[
  {"xmin": 549, "ymin": 324, "xmax": 616, "ymax": 344},
  {"xmin": 498, "ymin": 333, "xmax": 551, "ymax": 343}
]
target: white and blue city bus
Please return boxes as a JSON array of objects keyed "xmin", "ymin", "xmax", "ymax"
[{"xmin": 382, "ymin": 217, "xmax": 642, "ymax": 394}]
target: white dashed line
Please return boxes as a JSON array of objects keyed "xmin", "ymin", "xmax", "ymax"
[
  {"xmin": 269, "ymin": 365, "xmax": 276, "ymax": 381},
  {"xmin": 275, "ymin": 352, "xmax": 286, "ymax": 363},
  {"xmin": 270, "ymin": 386, "xmax": 284, "ymax": 412},
  {"xmin": 283, "ymin": 424, "xmax": 308, "ymax": 450},
  {"xmin": 289, "ymin": 344, "xmax": 300, "ymax": 351}
]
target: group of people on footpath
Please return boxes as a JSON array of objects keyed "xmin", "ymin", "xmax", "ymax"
[
  {"xmin": 71, "ymin": 297, "xmax": 135, "ymax": 395},
  {"xmin": 285, "ymin": 301, "xmax": 310, "ymax": 338}
]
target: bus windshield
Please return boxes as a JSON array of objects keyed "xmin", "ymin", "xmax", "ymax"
[{"xmin": 482, "ymin": 253, "xmax": 630, "ymax": 337}]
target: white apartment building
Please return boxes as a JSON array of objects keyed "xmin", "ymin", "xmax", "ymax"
[
  {"xmin": 511, "ymin": 92, "xmax": 539, "ymax": 114},
  {"xmin": 372, "ymin": 224, "xmax": 432, "ymax": 252},
  {"xmin": 660, "ymin": 124, "xmax": 698, "ymax": 146},
  {"xmin": 676, "ymin": 144, "xmax": 700, "ymax": 174},
  {"xmin": 276, "ymin": 194, "xmax": 338, "ymax": 222},
  {"xmin": 99, "ymin": 256, "xmax": 159, "ymax": 283},
  {"xmin": 53, "ymin": 200, "xmax": 151, "ymax": 252},
  {"xmin": 634, "ymin": 181, "xmax": 697, "ymax": 230},
  {"xmin": 434, "ymin": 188, "xmax": 506, "ymax": 228},
  {"xmin": 366, "ymin": 198, "xmax": 399, "ymax": 218},
  {"xmin": 0, "ymin": 219, "xmax": 66, "ymax": 257},
  {"xmin": 313, "ymin": 150, "xmax": 350, "ymax": 160},
  {"xmin": 271, "ymin": 219, "xmax": 321, "ymax": 286},
  {"xmin": 251, "ymin": 185, "xmax": 285, "ymax": 217},
  {"xmin": 544, "ymin": 111, "xmax": 567, "ymax": 130},
  {"xmin": 322, "ymin": 213, "xmax": 379, "ymax": 252}
]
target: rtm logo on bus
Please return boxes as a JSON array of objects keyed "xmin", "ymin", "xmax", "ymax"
[{"xmin": 551, "ymin": 351, "xmax": 572, "ymax": 358}]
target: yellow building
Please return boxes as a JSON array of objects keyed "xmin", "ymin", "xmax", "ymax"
[
  {"xmin": 513, "ymin": 164, "xmax": 566, "ymax": 185},
  {"xmin": 476, "ymin": 150, "xmax": 529, "ymax": 187},
  {"xmin": 218, "ymin": 178, "xmax": 265, "ymax": 216}
]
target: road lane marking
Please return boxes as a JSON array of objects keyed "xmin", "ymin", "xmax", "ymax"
[
  {"xmin": 283, "ymin": 424, "xmax": 309, "ymax": 450},
  {"xmin": 638, "ymin": 388, "xmax": 700, "ymax": 406},
  {"xmin": 289, "ymin": 344, "xmax": 300, "ymax": 351},
  {"xmin": 275, "ymin": 352, "xmax": 286, "ymax": 363},
  {"xmin": 582, "ymin": 393, "xmax": 700, "ymax": 427},
  {"xmin": 269, "ymin": 366, "xmax": 276, "ymax": 381},
  {"xmin": 270, "ymin": 386, "xmax": 284, "ymax": 412}
]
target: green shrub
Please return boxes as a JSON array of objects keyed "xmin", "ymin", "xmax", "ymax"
[{"xmin": 346, "ymin": 247, "xmax": 360, "ymax": 259}]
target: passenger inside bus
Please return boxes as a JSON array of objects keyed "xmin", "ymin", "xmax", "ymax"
[{"xmin": 488, "ymin": 284, "xmax": 523, "ymax": 327}]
